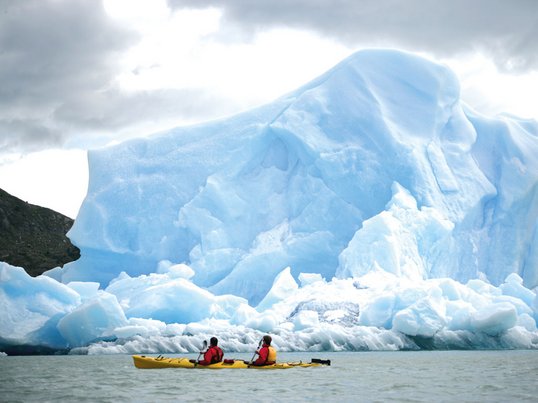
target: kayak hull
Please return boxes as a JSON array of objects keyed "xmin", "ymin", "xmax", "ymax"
[{"xmin": 132, "ymin": 355, "xmax": 330, "ymax": 369}]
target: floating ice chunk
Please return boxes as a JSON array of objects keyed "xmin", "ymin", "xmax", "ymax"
[
  {"xmin": 352, "ymin": 266, "xmax": 400, "ymax": 289},
  {"xmin": 466, "ymin": 279, "xmax": 501, "ymax": 296},
  {"xmin": 230, "ymin": 303, "xmax": 259, "ymax": 325},
  {"xmin": 338, "ymin": 211, "xmax": 414, "ymax": 278},
  {"xmin": 125, "ymin": 279, "xmax": 231, "ymax": 323},
  {"xmin": 213, "ymin": 294, "xmax": 250, "ymax": 319},
  {"xmin": 113, "ymin": 318, "xmax": 167, "ymax": 338},
  {"xmin": 106, "ymin": 271, "xmax": 132, "ymax": 290},
  {"xmin": 501, "ymin": 326, "xmax": 538, "ymax": 349},
  {"xmin": 42, "ymin": 266, "xmax": 63, "ymax": 281},
  {"xmin": 337, "ymin": 183, "xmax": 453, "ymax": 281},
  {"xmin": 436, "ymin": 278, "xmax": 463, "ymax": 301},
  {"xmin": 292, "ymin": 310, "xmax": 320, "ymax": 330},
  {"xmin": 57, "ymin": 292, "xmax": 127, "ymax": 347},
  {"xmin": 359, "ymin": 294, "xmax": 395, "ymax": 328},
  {"xmin": 392, "ymin": 297, "xmax": 446, "ymax": 337},
  {"xmin": 534, "ymin": 294, "xmax": 538, "ymax": 321},
  {"xmin": 286, "ymin": 295, "xmax": 361, "ymax": 328},
  {"xmin": 470, "ymin": 302, "xmax": 517, "ymax": 336},
  {"xmin": 106, "ymin": 269, "xmax": 246, "ymax": 324},
  {"xmin": 500, "ymin": 273, "xmax": 535, "ymax": 307},
  {"xmin": 163, "ymin": 323, "xmax": 187, "ymax": 336},
  {"xmin": 385, "ymin": 182, "xmax": 418, "ymax": 210},
  {"xmin": 394, "ymin": 286, "xmax": 430, "ymax": 311},
  {"xmin": 516, "ymin": 313, "xmax": 537, "ymax": 332},
  {"xmin": 323, "ymin": 309, "xmax": 349, "ymax": 322},
  {"xmin": 298, "ymin": 272, "xmax": 324, "ymax": 287},
  {"xmin": 113, "ymin": 325, "xmax": 151, "ymax": 339},
  {"xmin": 493, "ymin": 295, "xmax": 533, "ymax": 317},
  {"xmin": 245, "ymin": 311, "xmax": 279, "ymax": 333},
  {"xmin": 156, "ymin": 260, "xmax": 173, "ymax": 273},
  {"xmin": 505, "ymin": 272, "xmax": 524, "ymax": 284},
  {"xmin": 169, "ymin": 264, "xmax": 195, "ymax": 279},
  {"xmin": 444, "ymin": 300, "xmax": 474, "ymax": 330},
  {"xmin": 0, "ymin": 263, "xmax": 80, "ymax": 308},
  {"xmin": 67, "ymin": 282, "xmax": 100, "ymax": 301},
  {"xmin": 0, "ymin": 263, "xmax": 79, "ymax": 349},
  {"xmin": 157, "ymin": 260, "xmax": 195, "ymax": 279},
  {"xmin": 256, "ymin": 267, "xmax": 298, "ymax": 311},
  {"xmin": 105, "ymin": 272, "xmax": 165, "ymax": 310}
]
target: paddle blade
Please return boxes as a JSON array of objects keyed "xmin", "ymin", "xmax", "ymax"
[
  {"xmin": 311, "ymin": 358, "xmax": 331, "ymax": 366},
  {"xmin": 196, "ymin": 339, "xmax": 208, "ymax": 362}
]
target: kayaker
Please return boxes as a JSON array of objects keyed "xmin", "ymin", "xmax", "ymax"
[
  {"xmin": 198, "ymin": 337, "xmax": 224, "ymax": 366},
  {"xmin": 251, "ymin": 335, "xmax": 277, "ymax": 366}
]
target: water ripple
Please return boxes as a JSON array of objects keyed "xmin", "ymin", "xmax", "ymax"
[{"xmin": 1, "ymin": 351, "xmax": 537, "ymax": 402}]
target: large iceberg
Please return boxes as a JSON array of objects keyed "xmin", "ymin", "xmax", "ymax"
[{"xmin": 1, "ymin": 50, "xmax": 538, "ymax": 354}]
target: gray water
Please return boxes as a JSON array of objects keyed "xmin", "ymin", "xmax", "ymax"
[{"xmin": 1, "ymin": 350, "xmax": 537, "ymax": 402}]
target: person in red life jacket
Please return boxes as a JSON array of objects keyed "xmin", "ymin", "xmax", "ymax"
[
  {"xmin": 198, "ymin": 337, "xmax": 224, "ymax": 366},
  {"xmin": 252, "ymin": 335, "xmax": 277, "ymax": 366}
]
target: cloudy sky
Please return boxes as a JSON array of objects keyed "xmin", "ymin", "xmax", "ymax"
[{"xmin": 1, "ymin": 0, "xmax": 537, "ymax": 217}]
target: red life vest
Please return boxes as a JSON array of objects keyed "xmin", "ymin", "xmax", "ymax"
[
  {"xmin": 211, "ymin": 346, "xmax": 224, "ymax": 363},
  {"xmin": 199, "ymin": 345, "xmax": 223, "ymax": 365}
]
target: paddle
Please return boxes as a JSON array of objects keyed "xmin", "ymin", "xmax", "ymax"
[
  {"xmin": 311, "ymin": 358, "xmax": 331, "ymax": 366},
  {"xmin": 248, "ymin": 338, "xmax": 263, "ymax": 365},
  {"xmin": 196, "ymin": 340, "xmax": 207, "ymax": 363}
]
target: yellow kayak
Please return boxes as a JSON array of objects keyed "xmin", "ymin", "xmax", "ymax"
[{"xmin": 132, "ymin": 355, "xmax": 331, "ymax": 369}]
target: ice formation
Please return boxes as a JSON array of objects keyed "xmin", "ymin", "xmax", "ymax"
[{"xmin": 1, "ymin": 49, "xmax": 537, "ymax": 354}]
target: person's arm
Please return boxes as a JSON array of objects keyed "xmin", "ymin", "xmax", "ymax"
[
  {"xmin": 253, "ymin": 346, "xmax": 268, "ymax": 365},
  {"xmin": 199, "ymin": 348, "xmax": 213, "ymax": 365}
]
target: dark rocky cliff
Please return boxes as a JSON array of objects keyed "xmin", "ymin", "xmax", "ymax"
[{"xmin": 0, "ymin": 188, "xmax": 80, "ymax": 276}]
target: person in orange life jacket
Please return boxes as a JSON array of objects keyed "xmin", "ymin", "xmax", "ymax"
[
  {"xmin": 198, "ymin": 337, "xmax": 224, "ymax": 366},
  {"xmin": 252, "ymin": 335, "xmax": 277, "ymax": 366}
]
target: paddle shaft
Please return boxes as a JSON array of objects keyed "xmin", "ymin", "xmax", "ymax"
[{"xmin": 250, "ymin": 339, "xmax": 263, "ymax": 363}]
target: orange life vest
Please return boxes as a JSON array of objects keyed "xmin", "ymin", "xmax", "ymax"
[{"xmin": 266, "ymin": 346, "xmax": 277, "ymax": 364}]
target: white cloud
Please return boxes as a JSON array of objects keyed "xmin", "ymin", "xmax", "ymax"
[
  {"xmin": 108, "ymin": 5, "xmax": 350, "ymax": 108},
  {"xmin": 0, "ymin": 150, "xmax": 88, "ymax": 218},
  {"xmin": 444, "ymin": 54, "xmax": 538, "ymax": 119}
]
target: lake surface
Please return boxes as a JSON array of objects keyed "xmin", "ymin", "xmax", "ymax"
[{"xmin": 1, "ymin": 350, "xmax": 537, "ymax": 402}]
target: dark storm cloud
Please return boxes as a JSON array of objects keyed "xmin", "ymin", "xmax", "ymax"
[
  {"xmin": 169, "ymin": 0, "xmax": 538, "ymax": 72},
  {"xmin": 3, "ymin": 0, "xmax": 536, "ymax": 156},
  {"xmin": 0, "ymin": 0, "xmax": 245, "ymax": 155},
  {"xmin": 0, "ymin": 0, "xmax": 234, "ymax": 156},
  {"xmin": 0, "ymin": 119, "xmax": 63, "ymax": 151},
  {"xmin": 0, "ymin": 0, "xmax": 136, "ymax": 154},
  {"xmin": 53, "ymin": 87, "xmax": 238, "ymax": 134}
]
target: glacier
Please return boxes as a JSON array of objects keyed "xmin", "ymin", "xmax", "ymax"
[{"xmin": 1, "ymin": 49, "xmax": 538, "ymax": 354}]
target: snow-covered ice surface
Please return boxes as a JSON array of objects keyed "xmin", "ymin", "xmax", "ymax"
[{"xmin": 1, "ymin": 50, "xmax": 537, "ymax": 354}]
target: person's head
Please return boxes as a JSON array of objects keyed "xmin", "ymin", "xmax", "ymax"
[
  {"xmin": 210, "ymin": 337, "xmax": 218, "ymax": 346},
  {"xmin": 263, "ymin": 335, "xmax": 272, "ymax": 345}
]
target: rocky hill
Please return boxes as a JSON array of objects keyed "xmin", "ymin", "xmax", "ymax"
[{"xmin": 0, "ymin": 188, "xmax": 80, "ymax": 276}]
